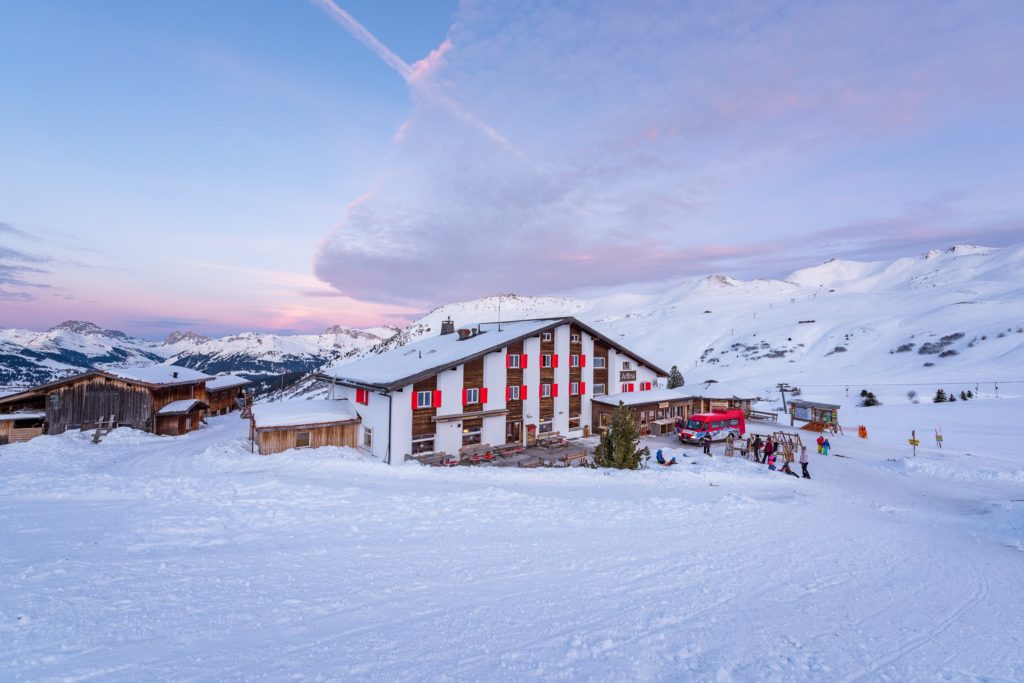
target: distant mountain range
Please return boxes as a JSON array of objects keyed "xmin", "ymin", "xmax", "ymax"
[
  {"xmin": 0, "ymin": 321, "xmax": 399, "ymax": 388},
  {"xmin": 4, "ymin": 244, "xmax": 1022, "ymax": 398}
]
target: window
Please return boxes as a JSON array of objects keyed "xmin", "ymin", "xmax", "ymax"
[
  {"xmin": 416, "ymin": 391, "xmax": 433, "ymax": 409},
  {"xmin": 729, "ymin": 418, "xmax": 740, "ymax": 427},
  {"xmin": 295, "ymin": 431, "xmax": 311, "ymax": 448},
  {"xmin": 542, "ymin": 332, "xmax": 552, "ymax": 341},
  {"xmin": 570, "ymin": 333, "xmax": 580, "ymax": 343},
  {"xmin": 507, "ymin": 353, "xmax": 521, "ymax": 369},
  {"xmin": 568, "ymin": 416, "xmax": 581, "ymax": 430},
  {"xmin": 507, "ymin": 385, "xmax": 521, "ymax": 401},
  {"xmin": 542, "ymin": 354, "xmax": 552, "ymax": 368},
  {"xmin": 593, "ymin": 383, "xmax": 606, "ymax": 396},
  {"xmin": 686, "ymin": 419, "xmax": 707, "ymax": 431},
  {"xmin": 462, "ymin": 424, "xmax": 482, "ymax": 446},
  {"xmin": 48, "ymin": 393, "xmax": 59, "ymax": 409},
  {"xmin": 541, "ymin": 383, "xmax": 552, "ymax": 398},
  {"xmin": 622, "ymin": 361, "xmax": 633, "ymax": 370},
  {"xmin": 570, "ymin": 381, "xmax": 579, "ymax": 396},
  {"xmin": 465, "ymin": 387, "xmax": 480, "ymax": 404},
  {"xmin": 593, "ymin": 356, "xmax": 606, "ymax": 369},
  {"xmin": 363, "ymin": 427, "xmax": 373, "ymax": 449},
  {"xmin": 570, "ymin": 354, "xmax": 580, "ymax": 368},
  {"xmin": 411, "ymin": 435, "xmax": 435, "ymax": 454},
  {"xmin": 539, "ymin": 420, "xmax": 553, "ymax": 433}
]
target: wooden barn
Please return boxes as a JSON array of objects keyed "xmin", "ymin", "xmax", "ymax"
[
  {"xmin": 0, "ymin": 411, "xmax": 46, "ymax": 445},
  {"xmin": 205, "ymin": 374, "xmax": 253, "ymax": 415},
  {"xmin": 249, "ymin": 399, "xmax": 360, "ymax": 456},
  {"xmin": 0, "ymin": 366, "xmax": 213, "ymax": 440}
]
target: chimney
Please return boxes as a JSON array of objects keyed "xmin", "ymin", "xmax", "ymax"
[
  {"xmin": 457, "ymin": 328, "xmax": 472, "ymax": 341},
  {"xmin": 172, "ymin": 371, "xmax": 179, "ymax": 379},
  {"xmin": 440, "ymin": 317, "xmax": 455, "ymax": 335}
]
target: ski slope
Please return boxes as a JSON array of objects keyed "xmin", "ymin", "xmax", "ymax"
[{"xmin": 2, "ymin": 391, "xmax": 1022, "ymax": 681}]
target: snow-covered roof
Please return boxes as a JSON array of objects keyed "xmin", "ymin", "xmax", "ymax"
[
  {"xmin": 251, "ymin": 399, "xmax": 359, "ymax": 429},
  {"xmin": 687, "ymin": 382, "xmax": 762, "ymax": 400},
  {"xmin": 156, "ymin": 399, "xmax": 207, "ymax": 416},
  {"xmin": 320, "ymin": 317, "xmax": 669, "ymax": 390},
  {"xmin": 206, "ymin": 374, "xmax": 253, "ymax": 391},
  {"xmin": 107, "ymin": 365, "xmax": 213, "ymax": 385},
  {"xmin": 0, "ymin": 411, "xmax": 45, "ymax": 421},
  {"xmin": 593, "ymin": 387, "xmax": 692, "ymax": 407},
  {"xmin": 594, "ymin": 384, "xmax": 760, "ymax": 407},
  {"xmin": 321, "ymin": 319, "xmax": 563, "ymax": 388},
  {"xmin": 789, "ymin": 398, "xmax": 841, "ymax": 410}
]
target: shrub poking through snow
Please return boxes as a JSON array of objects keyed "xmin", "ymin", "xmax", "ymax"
[
  {"xmin": 860, "ymin": 389, "xmax": 880, "ymax": 407},
  {"xmin": 895, "ymin": 343, "xmax": 915, "ymax": 353},
  {"xmin": 907, "ymin": 390, "xmax": 918, "ymax": 403},
  {"xmin": 960, "ymin": 391, "xmax": 969, "ymax": 401},
  {"xmin": 594, "ymin": 402, "xmax": 649, "ymax": 470},
  {"xmin": 934, "ymin": 389, "xmax": 947, "ymax": 403}
]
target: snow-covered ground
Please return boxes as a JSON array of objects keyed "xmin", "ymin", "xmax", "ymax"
[{"xmin": 2, "ymin": 392, "xmax": 1022, "ymax": 681}]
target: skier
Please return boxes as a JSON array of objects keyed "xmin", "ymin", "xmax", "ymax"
[
  {"xmin": 822, "ymin": 438, "xmax": 831, "ymax": 457},
  {"xmin": 816, "ymin": 435, "xmax": 824, "ymax": 454},
  {"xmin": 752, "ymin": 435, "xmax": 763, "ymax": 461},
  {"xmin": 701, "ymin": 433, "xmax": 712, "ymax": 456},
  {"xmin": 800, "ymin": 446, "xmax": 810, "ymax": 479}
]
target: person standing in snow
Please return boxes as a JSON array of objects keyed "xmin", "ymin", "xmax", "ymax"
[
  {"xmin": 800, "ymin": 446, "xmax": 810, "ymax": 479},
  {"xmin": 701, "ymin": 433, "xmax": 712, "ymax": 456},
  {"xmin": 822, "ymin": 438, "xmax": 831, "ymax": 457},
  {"xmin": 762, "ymin": 436, "xmax": 773, "ymax": 464},
  {"xmin": 816, "ymin": 435, "xmax": 824, "ymax": 454},
  {"xmin": 725, "ymin": 433, "xmax": 735, "ymax": 457},
  {"xmin": 752, "ymin": 435, "xmax": 763, "ymax": 461}
]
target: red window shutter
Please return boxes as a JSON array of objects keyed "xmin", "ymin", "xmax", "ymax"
[
  {"xmin": 506, "ymin": 353, "xmax": 512, "ymax": 369},
  {"xmin": 552, "ymin": 383, "xmax": 559, "ymax": 397},
  {"xmin": 433, "ymin": 390, "xmax": 442, "ymax": 408},
  {"xmin": 506, "ymin": 386, "xmax": 511, "ymax": 401},
  {"xmin": 553, "ymin": 354, "xmax": 559, "ymax": 368},
  {"xmin": 581, "ymin": 354, "xmax": 587, "ymax": 367},
  {"xmin": 481, "ymin": 387, "xmax": 488, "ymax": 403},
  {"xmin": 411, "ymin": 391, "xmax": 418, "ymax": 410},
  {"xmin": 581, "ymin": 381, "xmax": 587, "ymax": 394},
  {"xmin": 462, "ymin": 388, "xmax": 468, "ymax": 405},
  {"xmin": 522, "ymin": 354, "xmax": 528, "ymax": 369},
  {"xmin": 521, "ymin": 384, "xmax": 528, "ymax": 400},
  {"xmin": 629, "ymin": 383, "xmax": 635, "ymax": 392}
]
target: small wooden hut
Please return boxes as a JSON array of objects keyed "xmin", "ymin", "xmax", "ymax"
[
  {"xmin": 205, "ymin": 374, "xmax": 253, "ymax": 415},
  {"xmin": 0, "ymin": 411, "xmax": 46, "ymax": 445},
  {"xmin": 250, "ymin": 399, "xmax": 360, "ymax": 456},
  {"xmin": 788, "ymin": 399, "xmax": 840, "ymax": 427}
]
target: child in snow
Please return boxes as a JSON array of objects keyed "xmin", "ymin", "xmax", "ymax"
[
  {"xmin": 822, "ymin": 438, "xmax": 831, "ymax": 457},
  {"xmin": 800, "ymin": 446, "xmax": 810, "ymax": 479},
  {"xmin": 816, "ymin": 435, "xmax": 824, "ymax": 454},
  {"xmin": 725, "ymin": 433, "xmax": 735, "ymax": 457},
  {"xmin": 655, "ymin": 449, "xmax": 677, "ymax": 466},
  {"xmin": 702, "ymin": 433, "xmax": 712, "ymax": 456},
  {"xmin": 767, "ymin": 452, "xmax": 777, "ymax": 470}
]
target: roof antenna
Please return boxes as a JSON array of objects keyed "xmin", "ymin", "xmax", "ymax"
[{"xmin": 497, "ymin": 294, "xmax": 502, "ymax": 332}]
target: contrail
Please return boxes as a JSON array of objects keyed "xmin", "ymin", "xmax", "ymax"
[{"xmin": 310, "ymin": 0, "xmax": 523, "ymax": 158}]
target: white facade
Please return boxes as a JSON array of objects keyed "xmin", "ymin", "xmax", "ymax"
[{"xmin": 324, "ymin": 319, "xmax": 664, "ymax": 465}]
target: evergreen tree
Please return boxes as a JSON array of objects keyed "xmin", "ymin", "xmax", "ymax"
[
  {"xmin": 667, "ymin": 365, "xmax": 685, "ymax": 389},
  {"xmin": 960, "ymin": 390, "xmax": 968, "ymax": 401},
  {"xmin": 933, "ymin": 389, "xmax": 947, "ymax": 403},
  {"xmin": 860, "ymin": 390, "xmax": 880, "ymax": 407},
  {"xmin": 967, "ymin": 390, "xmax": 974, "ymax": 399},
  {"xmin": 594, "ymin": 402, "xmax": 649, "ymax": 470},
  {"xmin": 949, "ymin": 393, "xmax": 957, "ymax": 402}
]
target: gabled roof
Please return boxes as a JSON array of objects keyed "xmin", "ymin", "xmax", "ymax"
[
  {"xmin": 157, "ymin": 399, "xmax": 208, "ymax": 416},
  {"xmin": 593, "ymin": 387, "xmax": 692, "ymax": 407},
  {"xmin": 789, "ymin": 398, "xmax": 841, "ymax": 410},
  {"xmin": 206, "ymin": 374, "xmax": 253, "ymax": 391},
  {"xmin": 251, "ymin": 399, "xmax": 359, "ymax": 429},
  {"xmin": 318, "ymin": 317, "xmax": 669, "ymax": 391},
  {"xmin": 0, "ymin": 367, "xmax": 213, "ymax": 406}
]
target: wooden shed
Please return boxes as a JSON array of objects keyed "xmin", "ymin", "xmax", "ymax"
[
  {"xmin": 591, "ymin": 385, "xmax": 758, "ymax": 436},
  {"xmin": 788, "ymin": 399, "xmax": 840, "ymax": 427},
  {"xmin": 0, "ymin": 411, "xmax": 46, "ymax": 445},
  {"xmin": 0, "ymin": 366, "xmax": 213, "ymax": 440},
  {"xmin": 205, "ymin": 374, "xmax": 253, "ymax": 415},
  {"xmin": 249, "ymin": 399, "xmax": 360, "ymax": 456}
]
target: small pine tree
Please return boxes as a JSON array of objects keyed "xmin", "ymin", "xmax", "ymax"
[
  {"xmin": 860, "ymin": 389, "xmax": 869, "ymax": 398},
  {"xmin": 594, "ymin": 402, "xmax": 650, "ymax": 470},
  {"xmin": 667, "ymin": 365, "xmax": 685, "ymax": 389},
  {"xmin": 933, "ymin": 389, "xmax": 947, "ymax": 403},
  {"xmin": 967, "ymin": 390, "xmax": 973, "ymax": 399},
  {"xmin": 861, "ymin": 390, "xmax": 880, "ymax": 407},
  {"xmin": 949, "ymin": 393, "xmax": 957, "ymax": 402},
  {"xmin": 960, "ymin": 390, "xmax": 968, "ymax": 401},
  {"xmin": 907, "ymin": 390, "xmax": 917, "ymax": 402}
]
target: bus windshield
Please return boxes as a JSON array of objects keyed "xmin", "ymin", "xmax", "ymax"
[{"xmin": 686, "ymin": 419, "xmax": 708, "ymax": 431}]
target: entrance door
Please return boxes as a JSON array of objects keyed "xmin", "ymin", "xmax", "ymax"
[{"xmin": 506, "ymin": 420, "xmax": 522, "ymax": 445}]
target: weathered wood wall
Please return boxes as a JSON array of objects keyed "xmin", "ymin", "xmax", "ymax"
[
  {"xmin": 45, "ymin": 375, "xmax": 154, "ymax": 434},
  {"xmin": 411, "ymin": 375, "xmax": 438, "ymax": 440},
  {"xmin": 539, "ymin": 332, "xmax": 554, "ymax": 421},
  {"xmin": 462, "ymin": 357, "xmax": 484, "ymax": 412},
  {"xmin": 257, "ymin": 423, "xmax": 358, "ymax": 455},
  {"xmin": 505, "ymin": 341, "xmax": 524, "ymax": 423},
  {"xmin": 207, "ymin": 388, "xmax": 243, "ymax": 415},
  {"xmin": 569, "ymin": 323, "xmax": 583, "ymax": 418},
  {"xmin": 593, "ymin": 340, "xmax": 609, "ymax": 395},
  {"xmin": 152, "ymin": 383, "xmax": 206, "ymax": 414}
]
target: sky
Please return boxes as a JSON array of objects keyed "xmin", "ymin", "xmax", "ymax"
[{"xmin": 1, "ymin": 0, "xmax": 1023, "ymax": 338}]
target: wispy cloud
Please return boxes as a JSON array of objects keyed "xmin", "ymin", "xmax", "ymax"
[{"xmin": 313, "ymin": 0, "xmax": 1024, "ymax": 306}]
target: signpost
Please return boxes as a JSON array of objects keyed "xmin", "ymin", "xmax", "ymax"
[
  {"xmin": 908, "ymin": 430, "xmax": 920, "ymax": 457},
  {"xmin": 935, "ymin": 429, "xmax": 943, "ymax": 448}
]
